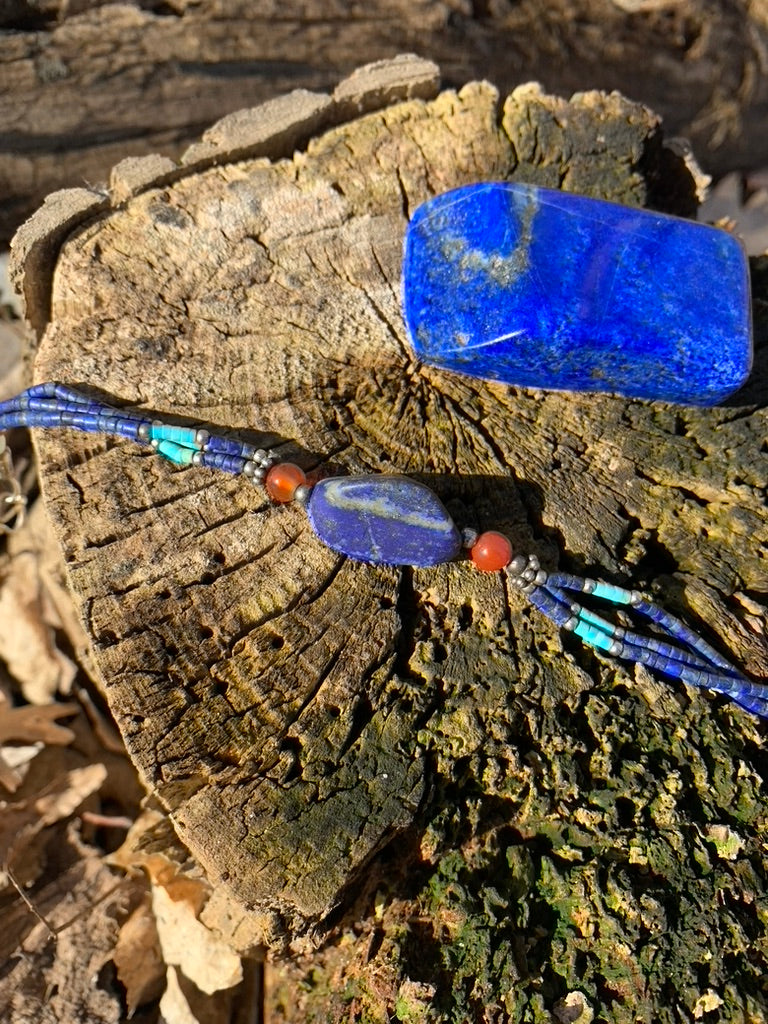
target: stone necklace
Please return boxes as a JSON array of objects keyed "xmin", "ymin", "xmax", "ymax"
[{"xmin": 2, "ymin": 183, "xmax": 762, "ymax": 717}]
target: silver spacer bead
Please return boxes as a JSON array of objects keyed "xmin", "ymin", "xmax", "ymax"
[
  {"xmin": 564, "ymin": 615, "xmax": 579, "ymax": 631},
  {"xmin": 522, "ymin": 568, "xmax": 537, "ymax": 582},
  {"xmin": 253, "ymin": 448, "xmax": 268, "ymax": 465},
  {"xmin": 534, "ymin": 569, "xmax": 548, "ymax": 585},
  {"xmin": 527, "ymin": 554, "xmax": 540, "ymax": 572},
  {"xmin": 609, "ymin": 640, "xmax": 624, "ymax": 656},
  {"xmin": 293, "ymin": 483, "xmax": 313, "ymax": 506},
  {"xmin": 137, "ymin": 423, "xmax": 151, "ymax": 441},
  {"xmin": 191, "ymin": 451, "xmax": 203, "ymax": 467},
  {"xmin": 570, "ymin": 602, "xmax": 582, "ymax": 615},
  {"xmin": 509, "ymin": 554, "xmax": 528, "ymax": 574},
  {"xmin": 242, "ymin": 460, "xmax": 258, "ymax": 478},
  {"xmin": 582, "ymin": 578, "xmax": 596, "ymax": 594},
  {"xmin": 630, "ymin": 590, "xmax": 642, "ymax": 606},
  {"xmin": 251, "ymin": 466, "xmax": 267, "ymax": 483},
  {"xmin": 195, "ymin": 428, "xmax": 209, "ymax": 447},
  {"xmin": 150, "ymin": 438, "xmax": 160, "ymax": 450}
]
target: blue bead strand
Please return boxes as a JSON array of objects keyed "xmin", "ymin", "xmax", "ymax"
[
  {"xmin": 631, "ymin": 596, "xmax": 737, "ymax": 673},
  {"xmin": 544, "ymin": 572, "xmax": 742, "ymax": 673},
  {"xmin": 0, "ymin": 381, "xmax": 764, "ymax": 719},
  {"xmin": 203, "ymin": 434, "xmax": 261, "ymax": 461},
  {"xmin": 0, "ymin": 406, "xmax": 148, "ymax": 442},
  {"xmin": 0, "ymin": 384, "xmax": 264, "ymax": 476},
  {"xmin": 543, "ymin": 582, "xmax": 733, "ymax": 675},
  {"xmin": 525, "ymin": 585, "xmax": 574, "ymax": 628},
  {"xmin": 197, "ymin": 451, "xmax": 252, "ymax": 475},
  {"xmin": 24, "ymin": 382, "xmax": 105, "ymax": 406},
  {"xmin": 523, "ymin": 572, "xmax": 768, "ymax": 716}
]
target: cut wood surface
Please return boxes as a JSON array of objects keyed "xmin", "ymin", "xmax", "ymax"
[
  {"xmin": 3, "ymin": 0, "xmax": 768, "ymax": 244},
  {"xmin": 8, "ymin": 56, "xmax": 768, "ymax": 1021}
]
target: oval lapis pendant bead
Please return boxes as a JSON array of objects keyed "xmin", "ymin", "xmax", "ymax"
[
  {"xmin": 306, "ymin": 475, "xmax": 462, "ymax": 567},
  {"xmin": 402, "ymin": 182, "xmax": 752, "ymax": 405}
]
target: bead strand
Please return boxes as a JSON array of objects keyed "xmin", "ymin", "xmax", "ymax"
[
  {"xmin": 0, "ymin": 380, "xmax": 764, "ymax": 718},
  {"xmin": 0, "ymin": 386, "xmax": 314, "ymax": 511}
]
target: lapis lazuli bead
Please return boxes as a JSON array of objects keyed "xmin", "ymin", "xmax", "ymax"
[
  {"xmin": 402, "ymin": 182, "xmax": 752, "ymax": 405},
  {"xmin": 306, "ymin": 475, "xmax": 462, "ymax": 567}
]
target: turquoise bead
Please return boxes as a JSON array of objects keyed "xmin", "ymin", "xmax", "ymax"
[
  {"xmin": 149, "ymin": 424, "xmax": 200, "ymax": 447},
  {"xmin": 591, "ymin": 581, "xmax": 633, "ymax": 605},
  {"xmin": 573, "ymin": 619, "xmax": 614, "ymax": 651},
  {"xmin": 307, "ymin": 475, "xmax": 462, "ymax": 567},
  {"xmin": 155, "ymin": 439, "xmax": 196, "ymax": 465}
]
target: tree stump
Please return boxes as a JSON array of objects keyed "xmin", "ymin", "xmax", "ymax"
[{"xmin": 10, "ymin": 55, "xmax": 768, "ymax": 1021}]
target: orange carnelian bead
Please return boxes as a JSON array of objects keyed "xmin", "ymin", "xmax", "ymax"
[
  {"xmin": 265, "ymin": 462, "xmax": 307, "ymax": 503},
  {"xmin": 471, "ymin": 531, "xmax": 513, "ymax": 572}
]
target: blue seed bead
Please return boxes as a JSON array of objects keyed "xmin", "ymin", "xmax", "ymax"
[
  {"xmin": 204, "ymin": 434, "xmax": 254, "ymax": 458},
  {"xmin": 198, "ymin": 451, "xmax": 248, "ymax": 474},
  {"xmin": 307, "ymin": 475, "xmax": 462, "ymax": 567},
  {"xmin": 522, "ymin": 586, "xmax": 572, "ymax": 627}
]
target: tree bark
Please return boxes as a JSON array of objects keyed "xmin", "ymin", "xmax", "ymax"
[
  {"xmin": 9, "ymin": 56, "xmax": 768, "ymax": 1022},
  {"xmin": 2, "ymin": 0, "xmax": 768, "ymax": 243}
]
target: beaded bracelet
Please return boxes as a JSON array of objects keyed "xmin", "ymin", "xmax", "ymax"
[{"xmin": 2, "ymin": 380, "xmax": 765, "ymax": 719}]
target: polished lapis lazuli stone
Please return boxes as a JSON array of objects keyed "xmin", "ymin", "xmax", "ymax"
[
  {"xmin": 402, "ymin": 182, "xmax": 752, "ymax": 405},
  {"xmin": 307, "ymin": 475, "xmax": 462, "ymax": 567}
]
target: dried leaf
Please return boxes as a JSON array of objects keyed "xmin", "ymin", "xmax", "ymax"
[
  {"xmin": 1, "ymin": 762, "xmax": 107, "ymax": 884},
  {"xmin": 0, "ymin": 702, "xmax": 79, "ymax": 745},
  {"xmin": 109, "ymin": 807, "xmax": 272, "ymax": 954},
  {"xmin": 113, "ymin": 900, "xmax": 165, "ymax": 1014},
  {"xmin": 160, "ymin": 964, "xmax": 240, "ymax": 1024},
  {"xmin": 0, "ymin": 744, "xmax": 39, "ymax": 792},
  {"xmin": 160, "ymin": 966, "xmax": 202, "ymax": 1024},
  {"xmin": 34, "ymin": 762, "xmax": 107, "ymax": 827},
  {"xmin": 5, "ymin": 845, "xmax": 142, "ymax": 1024},
  {"xmin": 0, "ymin": 540, "xmax": 76, "ymax": 704},
  {"xmin": 152, "ymin": 883, "xmax": 242, "ymax": 995},
  {"xmin": 107, "ymin": 807, "xmax": 193, "ymax": 887}
]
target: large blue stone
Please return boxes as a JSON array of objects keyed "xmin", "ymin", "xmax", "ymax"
[
  {"xmin": 402, "ymin": 182, "xmax": 752, "ymax": 405},
  {"xmin": 307, "ymin": 475, "xmax": 462, "ymax": 567}
]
